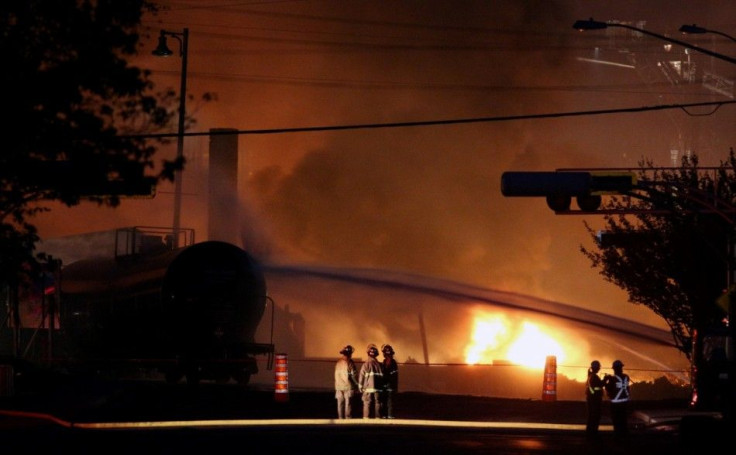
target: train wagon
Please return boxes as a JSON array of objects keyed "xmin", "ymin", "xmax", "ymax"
[{"xmin": 58, "ymin": 238, "xmax": 274, "ymax": 384}]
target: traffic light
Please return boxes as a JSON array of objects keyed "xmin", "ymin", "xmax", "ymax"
[{"xmin": 501, "ymin": 171, "xmax": 636, "ymax": 212}]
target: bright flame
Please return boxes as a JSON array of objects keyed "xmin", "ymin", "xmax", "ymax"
[
  {"xmin": 465, "ymin": 312, "xmax": 566, "ymax": 369},
  {"xmin": 506, "ymin": 321, "xmax": 565, "ymax": 368},
  {"xmin": 465, "ymin": 315, "xmax": 509, "ymax": 364}
]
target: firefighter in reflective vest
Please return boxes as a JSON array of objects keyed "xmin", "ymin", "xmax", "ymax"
[
  {"xmin": 359, "ymin": 344, "xmax": 384, "ymax": 418},
  {"xmin": 603, "ymin": 359, "xmax": 631, "ymax": 439},
  {"xmin": 585, "ymin": 360, "xmax": 604, "ymax": 438}
]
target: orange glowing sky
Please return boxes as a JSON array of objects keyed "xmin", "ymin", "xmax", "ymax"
[{"xmin": 31, "ymin": 1, "xmax": 736, "ymax": 372}]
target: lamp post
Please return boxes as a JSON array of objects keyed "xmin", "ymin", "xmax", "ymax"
[
  {"xmin": 575, "ymin": 18, "xmax": 736, "ymax": 420},
  {"xmin": 573, "ymin": 19, "xmax": 736, "ymax": 65},
  {"xmin": 680, "ymin": 24, "xmax": 736, "ymax": 44},
  {"xmin": 153, "ymin": 28, "xmax": 189, "ymax": 248}
]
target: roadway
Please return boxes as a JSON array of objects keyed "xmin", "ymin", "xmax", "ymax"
[{"xmin": 0, "ymin": 376, "xmax": 726, "ymax": 454}]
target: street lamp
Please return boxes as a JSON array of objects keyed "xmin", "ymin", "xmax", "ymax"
[
  {"xmin": 573, "ymin": 18, "xmax": 736, "ymax": 65},
  {"xmin": 153, "ymin": 28, "xmax": 189, "ymax": 248},
  {"xmin": 575, "ymin": 19, "xmax": 736, "ymax": 418},
  {"xmin": 680, "ymin": 24, "xmax": 736, "ymax": 44}
]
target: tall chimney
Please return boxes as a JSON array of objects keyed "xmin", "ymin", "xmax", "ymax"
[{"xmin": 208, "ymin": 128, "xmax": 240, "ymax": 246}]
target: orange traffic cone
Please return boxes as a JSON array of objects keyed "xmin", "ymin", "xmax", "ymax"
[
  {"xmin": 274, "ymin": 353, "xmax": 290, "ymax": 402},
  {"xmin": 541, "ymin": 355, "xmax": 557, "ymax": 402}
]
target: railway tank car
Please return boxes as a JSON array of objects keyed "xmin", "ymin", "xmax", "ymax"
[{"xmin": 59, "ymin": 239, "xmax": 274, "ymax": 384}]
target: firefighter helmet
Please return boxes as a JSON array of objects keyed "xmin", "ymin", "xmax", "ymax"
[
  {"xmin": 367, "ymin": 344, "xmax": 379, "ymax": 357},
  {"xmin": 612, "ymin": 360, "xmax": 624, "ymax": 369},
  {"xmin": 590, "ymin": 360, "xmax": 600, "ymax": 369},
  {"xmin": 340, "ymin": 345, "xmax": 354, "ymax": 356},
  {"xmin": 381, "ymin": 344, "xmax": 395, "ymax": 356}
]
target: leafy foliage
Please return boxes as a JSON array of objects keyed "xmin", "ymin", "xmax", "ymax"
[
  {"xmin": 0, "ymin": 1, "xmax": 178, "ymax": 286},
  {"xmin": 581, "ymin": 152, "xmax": 735, "ymax": 359}
]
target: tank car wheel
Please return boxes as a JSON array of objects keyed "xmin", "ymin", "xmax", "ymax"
[
  {"xmin": 233, "ymin": 371, "xmax": 251, "ymax": 385},
  {"xmin": 164, "ymin": 369, "xmax": 183, "ymax": 384},
  {"xmin": 185, "ymin": 370, "xmax": 201, "ymax": 385},
  {"xmin": 215, "ymin": 373, "xmax": 231, "ymax": 384}
]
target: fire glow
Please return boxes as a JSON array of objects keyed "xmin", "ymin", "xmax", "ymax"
[{"xmin": 465, "ymin": 312, "xmax": 566, "ymax": 369}]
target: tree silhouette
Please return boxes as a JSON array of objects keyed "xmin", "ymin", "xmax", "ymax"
[
  {"xmin": 581, "ymin": 152, "xmax": 734, "ymax": 360},
  {"xmin": 1, "ymin": 1, "xmax": 178, "ymax": 288}
]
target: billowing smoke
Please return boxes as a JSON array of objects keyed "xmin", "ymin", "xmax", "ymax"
[{"xmin": 31, "ymin": 1, "xmax": 733, "ymax": 395}]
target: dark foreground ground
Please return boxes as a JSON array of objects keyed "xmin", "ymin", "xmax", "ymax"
[
  {"xmin": 0, "ymin": 371, "xmax": 719, "ymax": 428},
  {"xmin": 0, "ymin": 370, "xmax": 689, "ymax": 423},
  {"xmin": 0, "ymin": 371, "xmax": 729, "ymax": 455}
]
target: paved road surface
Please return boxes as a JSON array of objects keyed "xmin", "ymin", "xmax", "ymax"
[{"xmin": 0, "ymin": 375, "xmax": 727, "ymax": 454}]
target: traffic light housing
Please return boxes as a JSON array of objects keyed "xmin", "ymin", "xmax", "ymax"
[{"xmin": 501, "ymin": 171, "xmax": 636, "ymax": 212}]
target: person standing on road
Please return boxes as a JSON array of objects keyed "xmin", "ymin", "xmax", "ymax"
[
  {"xmin": 603, "ymin": 359, "xmax": 631, "ymax": 439},
  {"xmin": 380, "ymin": 344, "xmax": 399, "ymax": 419},
  {"xmin": 585, "ymin": 360, "xmax": 604, "ymax": 438},
  {"xmin": 359, "ymin": 343, "xmax": 384, "ymax": 419},
  {"xmin": 334, "ymin": 344, "xmax": 359, "ymax": 419}
]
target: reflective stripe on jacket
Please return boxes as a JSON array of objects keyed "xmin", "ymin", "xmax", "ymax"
[
  {"xmin": 359, "ymin": 357, "xmax": 384, "ymax": 393},
  {"xmin": 605, "ymin": 374, "xmax": 630, "ymax": 403},
  {"xmin": 586, "ymin": 371, "xmax": 603, "ymax": 398}
]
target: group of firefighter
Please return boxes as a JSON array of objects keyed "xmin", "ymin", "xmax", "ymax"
[
  {"xmin": 334, "ymin": 343, "xmax": 398, "ymax": 419},
  {"xmin": 585, "ymin": 359, "xmax": 631, "ymax": 440},
  {"xmin": 335, "ymin": 344, "xmax": 633, "ymax": 432}
]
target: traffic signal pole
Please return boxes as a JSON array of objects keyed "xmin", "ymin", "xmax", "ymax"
[
  {"xmin": 501, "ymin": 170, "xmax": 636, "ymax": 212},
  {"xmin": 501, "ymin": 168, "xmax": 735, "ymax": 420}
]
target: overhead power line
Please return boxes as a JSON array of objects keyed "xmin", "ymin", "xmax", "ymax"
[{"xmin": 134, "ymin": 100, "xmax": 736, "ymax": 140}]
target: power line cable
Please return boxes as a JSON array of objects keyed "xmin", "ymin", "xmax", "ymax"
[{"xmin": 133, "ymin": 100, "xmax": 736, "ymax": 139}]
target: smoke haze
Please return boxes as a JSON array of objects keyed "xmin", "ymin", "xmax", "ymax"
[{"xmin": 32, "ymin": 1, "xmax": 736, "ymax": 373}]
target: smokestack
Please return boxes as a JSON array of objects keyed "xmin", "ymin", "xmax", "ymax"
[{"xmin": 208, "ymin": 128, "xmax": 240, "ymax": 246}]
